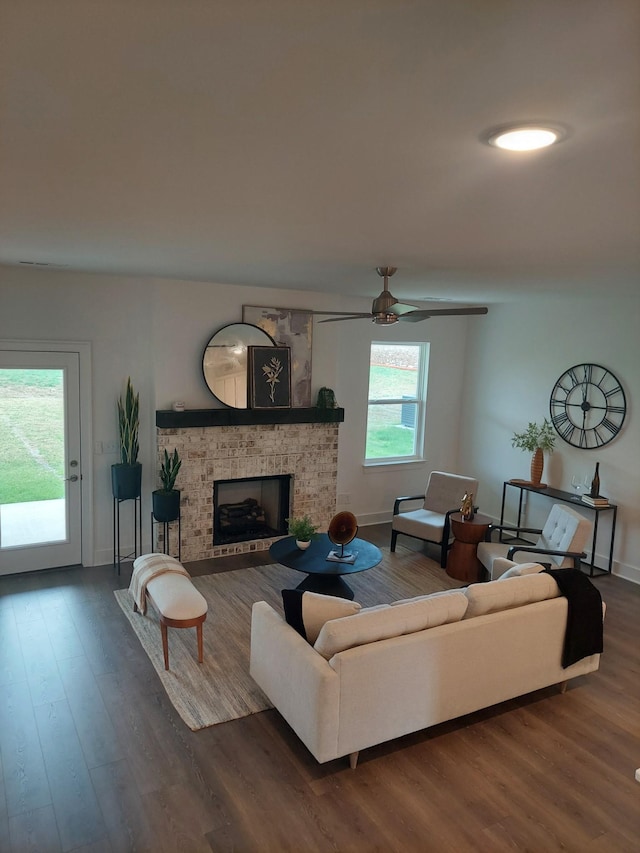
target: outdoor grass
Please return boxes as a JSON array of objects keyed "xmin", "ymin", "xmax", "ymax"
[
  {"xmin": 0, "ymin": 369, "xmax": 65, "ymax": 504},
  {"xmin": 367, "ymin": 365, "xmax": 418, "ymax": 459}
]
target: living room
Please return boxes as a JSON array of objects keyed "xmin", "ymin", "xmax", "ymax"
[{"xmin": 0, "ymin": 2, "xmax": 639, "ymax": 850}]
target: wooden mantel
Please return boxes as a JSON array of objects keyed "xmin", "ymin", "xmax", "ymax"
[{"xmin": 156, "ymin": 407, "xmax": 345, "ymax": 429}]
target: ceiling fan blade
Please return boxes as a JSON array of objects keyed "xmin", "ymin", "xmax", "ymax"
[
  {"xmin": 389, "ymin": 302, "xmax": 419, "ymax": 316},
  {"xmin": 318, "ymin": 314, "xmax": 372, "ymax": 323},
  {"xmin": 399, "ymin": 306, "xmax": 489, "ymax": 322},
  {"xmin": 307, "ymin": 309, "xmax": 366, "ymax": 316}
]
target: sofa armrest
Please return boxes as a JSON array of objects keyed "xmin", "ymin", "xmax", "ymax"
[{"xmin": 249, "ymin": 601, "xmax": 341, "ymax": 764}]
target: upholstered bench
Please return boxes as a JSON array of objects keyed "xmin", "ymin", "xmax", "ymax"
[{"xmin": 130, "ymin": 554, "xmax": 208, "ymax": 671}]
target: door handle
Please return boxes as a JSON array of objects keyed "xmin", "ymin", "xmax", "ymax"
[{"xmin": 65, "ymin": 475, "xmax": 79, "ymax": 482}]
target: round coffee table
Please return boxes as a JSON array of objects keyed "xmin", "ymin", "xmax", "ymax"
[
  {"xmin": 269, "ymin": 533, "xmax": 382, "ymax": 600},
  {"xmin": 446, "ymin": 512, "xmax": 493, "ymax": 583}
]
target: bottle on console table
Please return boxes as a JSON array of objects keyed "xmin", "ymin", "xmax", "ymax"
[{"xmin": 589, "ymin": 462, "xmax": 600, "ymax": 498}]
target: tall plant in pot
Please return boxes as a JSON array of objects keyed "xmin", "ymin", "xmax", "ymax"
[
  {"xmin": 511, "ymin": 419, "xmax": 555, "ymax": 486},
  {"xmin": 152, "ymin": 448, "xmax": 182, "ymax": 522},
  {"xmin": 111, "ymin": 377, "xmax": 142, "ymax": 500}
]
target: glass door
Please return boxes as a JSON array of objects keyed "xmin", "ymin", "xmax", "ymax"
[{"xmin": 0, "ymin": 350, "xmax": 82, "ymax": 574}]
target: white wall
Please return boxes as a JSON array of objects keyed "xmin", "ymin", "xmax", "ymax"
[
  {"xmin": 459, "ymin": 297, "xmax": 640, "ymax": 584},
  {"xmin": 1, "ymin": 265, "xmax": 637, "ymax": 582}
]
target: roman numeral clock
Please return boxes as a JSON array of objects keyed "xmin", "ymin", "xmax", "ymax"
[{"xmin": 550, "ymin": 363, "xmax": 627, "ymax": 448}]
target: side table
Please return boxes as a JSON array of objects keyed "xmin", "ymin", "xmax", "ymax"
[{"xmin": 446, "ymin": 512, "xmax": 493, "ymax": 583}]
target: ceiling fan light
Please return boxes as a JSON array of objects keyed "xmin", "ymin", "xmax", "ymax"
[{"xmin": 483, "ymin": 122, "xmax": 569, "ymax": 151}]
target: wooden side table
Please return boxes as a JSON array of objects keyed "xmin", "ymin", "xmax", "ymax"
[{"xmin": 446, "ymin": 512, "xmax": 493, "ymax": 583}]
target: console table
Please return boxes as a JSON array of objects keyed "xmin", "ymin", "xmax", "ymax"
[{"xmin": 499, "ymin": 481, "xmax": 617, "ymax": 576}]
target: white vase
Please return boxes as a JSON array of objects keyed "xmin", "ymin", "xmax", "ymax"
[{"xmin": 296, "ymin": 539, "xmax": 311, "ymax": 550}]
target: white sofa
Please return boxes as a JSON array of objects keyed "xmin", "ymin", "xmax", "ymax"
[{"xmin": 250, "ymin": 567, "xmax": 603, "ymax": 767}]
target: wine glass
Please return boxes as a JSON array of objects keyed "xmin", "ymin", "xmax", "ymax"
[{"xmin": 570, "ymin": 474, "xmax": 585, "ymax": 500}]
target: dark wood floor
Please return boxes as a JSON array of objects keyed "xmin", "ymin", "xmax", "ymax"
[{"xmin": 1, "ymin": 524, "xmax": 639, "ymax": 852}]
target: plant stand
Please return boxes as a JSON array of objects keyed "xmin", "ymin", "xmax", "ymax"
[
  {"xmin": 113, "ymin": 496, "xmax": 142, "ymax": 575},
  {"xmin": 151, "ymin": 510, "xmax": 181, "ymax": 561}
]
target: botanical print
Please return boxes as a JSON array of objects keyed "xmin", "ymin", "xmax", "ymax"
[
  {"xmin": 262, "ymin": 355, "xmax": 283, "ymax": 403},
  {"xmin": 249, "ymin": 346, "xmax": 291, "ymax": 409},
  {"xmin": 242, "ymin": 306, "xmax": 312, "ymax": 407}
]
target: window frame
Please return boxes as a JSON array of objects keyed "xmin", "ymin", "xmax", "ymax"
[{"xmin": 364, "ymin": 341, "xmax": 429, "ymax": 466}]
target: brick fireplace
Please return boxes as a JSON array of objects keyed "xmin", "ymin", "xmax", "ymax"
[{"xmin": 155, "ymin": 408, "xmax": 344, "ymax": 561}]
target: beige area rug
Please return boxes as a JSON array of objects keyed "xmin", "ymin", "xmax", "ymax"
[{"xmin": 113, "ymin": 551, "xmax": 460, "ymax": 731}]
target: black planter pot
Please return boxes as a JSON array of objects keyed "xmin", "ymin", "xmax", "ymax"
[
  {"xmin": 152, "ymin": 489, "xmax": 181, "ymax": 522},
  {"xmin": 111, "ymin": 462, "xmax": 142, "ymax": 500}
]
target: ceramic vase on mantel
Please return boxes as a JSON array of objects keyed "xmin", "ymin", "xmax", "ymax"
[{"xmin": 530, "ymin": 448, "xmax": 544, "ymax": 486}]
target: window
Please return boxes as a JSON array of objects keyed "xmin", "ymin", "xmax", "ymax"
[{"xmin": 365, "ymin": 342, "xmax": 429, "ymax": 463}]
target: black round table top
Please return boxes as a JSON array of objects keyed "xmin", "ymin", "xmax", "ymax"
[{"xmin": 269, "ymin": 533, "xmax": 382, "ymax": 578}]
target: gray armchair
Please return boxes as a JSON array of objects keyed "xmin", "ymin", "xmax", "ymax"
[{"xmin": 390, "ymin": 471, "xmax": 479, "ymax": 567}]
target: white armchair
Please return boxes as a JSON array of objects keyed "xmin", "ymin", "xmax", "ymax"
[
  {"xmin": 390, "ymin": 471, "xmax": 479, "ymax": 567},
  {"xmin": 478, "ymin": 503, "xmax": 592, "ymax": 580}
]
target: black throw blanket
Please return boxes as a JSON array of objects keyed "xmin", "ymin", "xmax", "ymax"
[{"xmin": 543, "ymin": 568, "xmax": 604, "ymax": 668}]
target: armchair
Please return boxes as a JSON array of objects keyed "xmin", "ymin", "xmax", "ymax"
[
  {"xmin": 390, "ymin": 471, "xmax": 479, "ymax": 567},
  {"xmin": 477, "ymin": 503, "xmax": 592, "ymax": 580}
]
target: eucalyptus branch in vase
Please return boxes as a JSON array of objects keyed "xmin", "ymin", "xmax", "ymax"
[{"xmin": 262, "ymin": 356, "xmax": 283, "ymax": 403}]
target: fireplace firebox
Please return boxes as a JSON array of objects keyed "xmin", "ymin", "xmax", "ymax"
[{"xmin": 213, "ymin": 474, "xmax": 292, "ymax": 545}]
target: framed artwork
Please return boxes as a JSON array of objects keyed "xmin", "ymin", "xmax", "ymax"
[
  {"xmin": 242, "ymin": 306, "xmax": 312, "ymax": 407},
  {"xmin": 248, "ymin": 346, "xmax": 292, "ymax": 409}
]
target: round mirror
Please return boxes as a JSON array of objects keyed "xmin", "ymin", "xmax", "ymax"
[{"xmin": 202, "ymin": 323, "xmax": 275, "ymax": 408}]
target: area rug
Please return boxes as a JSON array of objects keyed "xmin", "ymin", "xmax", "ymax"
[{"xmin": 113, "ymin": 552, "xmax": 458, "ymax": 731}]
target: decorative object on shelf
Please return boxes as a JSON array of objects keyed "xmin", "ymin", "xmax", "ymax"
[
  {"xmin": 152, "ymin": 448, "xmax": 182, "ymax": 522},
  {"xmin": 316, "ymin": 387, "xmax": 338, "ymax": 408},
  {"xmin": 286, "ymin": 514, "xmax": 319, "ymax": 549},
  {"xmin": 582, "ymin": 494, "xmax": 609, "ymax": 507},
  {"xmin": 511, "ymin": 419, "xmax": 555, "ymax": 487},
  {"xmin": 243, "ymin": 306, "xmax": 313, "ymax": 407},
  {"xmin": 111, "ymin": 377, "xmax": 142, "ymax": 500},
  {"xmin": 327, "ymin": 511, "xmax": 358, "ymax": 560},
  {"xmin": 248, "ymin": 346, "xmax": 291, "ymax": 409},
  {"xmin": 202, "ymin": 322, "xmax": 275, "ymax": 409},
  {"xmin": 550, "ymin": 363, "xmax": 627, "ymax": 449},
  {"xmin": 460, "ymin": 492, "xmax": 475, "ymax": 522},
  {"xmin": 589, "ymin": 462, "xmax": 600, "ymax": 498},
  {"xmin": 172, "ymin": 401, "xmax": 185, "ymax": 412}
]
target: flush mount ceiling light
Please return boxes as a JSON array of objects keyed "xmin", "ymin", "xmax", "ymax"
[{"xmin": 482, "ymin": 122, "xmax": 570, "ymax": 151}]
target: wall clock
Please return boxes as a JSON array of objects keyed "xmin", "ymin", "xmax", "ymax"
[{"xmin": 549, "ymin": 363, "xmax": 626, "ymax": 448}]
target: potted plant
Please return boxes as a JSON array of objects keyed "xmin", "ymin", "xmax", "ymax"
[
  {"xmin": 111, "ymin": 377, "xmax": 142, "ymax": 500},
  {"xmin": 511, "ymin": 418, "xmax": 556, "ymax": 486},
  {"xmin": 152, "ymin": 448, "xmax": 182, "ymax": 522},
  {"xmin": 286, "ymin": 514, "xmax": 319, "ymax": 550}
]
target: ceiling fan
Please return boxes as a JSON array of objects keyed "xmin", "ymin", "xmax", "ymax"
[{"xmin": 314, "ymin": 267, "xmax": 488, "ymax": 325}]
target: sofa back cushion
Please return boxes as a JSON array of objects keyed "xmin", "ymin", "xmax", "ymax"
[
  {"xmin": 313, "ymin": 590, "xmax": 468, "ymax": 660},
  {"xmin": 281, "ymin": 589, "xmax": 361, "ymax": 643},
  {"xmin": 464, "ymin": 572, "xmax": 560, "ymax": 619}
]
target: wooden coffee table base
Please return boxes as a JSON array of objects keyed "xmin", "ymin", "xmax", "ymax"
[{"xmin": 446, "ymin": 513, "xmax": 492, "ymax": 583}]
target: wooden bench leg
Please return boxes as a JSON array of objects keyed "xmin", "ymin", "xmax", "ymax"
[
  {"xmin": 197, "ymin": 620, "xmax": 204, "ymax": 664},
  {"xmin": 160, "ymin": 620, "xmax": 170, "ymax": 670}
]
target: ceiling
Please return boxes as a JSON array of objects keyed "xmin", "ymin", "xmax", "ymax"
[{"xmin": 1, "ymin": 1, "xmax": 639, "ymax": 304}]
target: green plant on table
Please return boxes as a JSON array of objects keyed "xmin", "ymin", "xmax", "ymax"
[
  {"xmin": 286, "ymin": 514, "xmax": 319, "ymax": 542},
  {"xmin": 511, "ymin": 418, "xmax": 556, "ymax": 453}
]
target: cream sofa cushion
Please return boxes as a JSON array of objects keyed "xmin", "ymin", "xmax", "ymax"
[
  {"xmin": 464, "ymin": 573, "xmax": 560, "ymax": 619},
  {"xmin": 314, "ymin": 590, "xmax": 468, "ymax": 660},
  {"xmin": 281, "ymin": 589, "xmax": 361, "ymax": 643}
]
